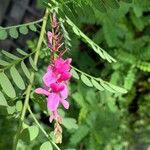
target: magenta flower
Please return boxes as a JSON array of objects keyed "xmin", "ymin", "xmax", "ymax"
[{"xmin": 35, "ymin": 57, "xmax": 72, "ymax": 123}]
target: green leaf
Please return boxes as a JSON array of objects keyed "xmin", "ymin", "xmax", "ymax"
[
  {"xmin": 10, "ymin": 66, "xmax": 25, "ymax": 90},
  {"xmin": 0, "ymin": 59, "xmax": 9, "ymax": 66},
  {"xmin": 70, "ymin": 69, "xmax": 79, "ymax": 79},
  {"xmin": 0, "ymin": 72, "xmax": 16, "ymax": 98},
  {"xmin": 2, "ymin": 50, "xmax": 20, "ymax": 60},
  {"xmin": 107, "ymin": 83, "xmax": 127, "ymax": 93},
  {"xmin": 62, "ymin": 118, "xmax": 78, "ymax": 130},
  {"xmin": 15, "ymin": 100, "xmax": 23, "ymax": 112},
  {"xmin": 81, "ymin": 74, "xmax": 93, "ymax": 87},
  {"xmin": 19, "ymin": 26, "xmax": 29, "ymax": 35},
  {"xmin": 29, "ymin": 57, "xmax": 37, "ymax": 71},
  {"xmin": 106, "ymin": 0, "xmax": 120, "ymax": 9},
  {"xmin": 9, "ymin": 28, "xmax": 18, "ymax": 39},
  {"xmin": 28, "ymin": 24, "xmax": 37, "ymax": 32},
  {"xmin": 28, "ymin": 125, "xmax": 39, "ymax": 141},
  {"xmin": 21, "ymin": 61, "xmax": 31, "ymax": 79},
  {"xmin": 91, "ymin": 78, "xmax": 104, "ymax": 91},
  {"xmin": 16, "ymin": 48, "xmax": 28, "ymax": 56},
  {"xmin": 100, "ymin": 80, "xmax": 116, "ymax": 93},
  {"xmin": 0, "ymin": 91, "xmax": 8, "ymax": 106},
  {"xmin": 0, "ymin": 29, "xmax": 8, "ymax": 40},
  {"xmin": 7, "ymin": 106, "xmax": 16, "ymax": 114},
  {"xmin": 40, "ymin": 141, "xmax": 53, "ymax": 150}
]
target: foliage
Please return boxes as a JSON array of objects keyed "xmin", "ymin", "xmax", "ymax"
[{"xmin": 0, "ymin": 0, "xmax": 150, "ymax": 150}]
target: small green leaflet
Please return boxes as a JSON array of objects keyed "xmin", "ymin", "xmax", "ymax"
[
  {"xmin": 15, "ymin": 100, "xmax": 23, "ymax": 112},
  {"xmin": 9, "ymin": 28, "xmax": 18, "ymax": 39},
  {"xmin": 70, "ymin": 69, "xmax": 79, "ymax": 79},
  {"xmin": 21, "ymin": 61, "xmax": 31, "ymax": 79},
  {"xmin": 62, "ymin": 118, "xmax": 78, "ymax": 129},
  {"xmin": 0, "ymin": 59, "xmax": 9, "ymax": 66},
  {"xmin": 107, "ymin": 83, "xmax": 127, "ymax": 93},
  {"xmin": 16, "ymin": 48, "xmax": 28, "ymax": 56},
  {"xmin": 28, "ymin": 24, "xmax": 37, "ymax": 32},
  {"xmin": 0, "ymin": 72, "xmax": 16, "ymax": 98},
  {"xmin": 19, "ymin": 26, "xmax": 29, "ymax": 35},
  {"xmin": 0, "ymin": 29, "xmax": 8, "ymax": 40},
  {"xmin": 28, "ymin": 126, "xmax": 39, "ymax": 141},
  {"xmin": 40, "ymin": 141, "xmax": 53, "ymax": 150},
  {"xmin": 10, "ymin": 66, "xmax": 25, "ymax": 90},
  {"xmin": 0, "ymin": 91, "xmax": 8, "ymax": 106},
  {"xmin": 91, "ymin": 78, "xmax": 104, "ymax": 91},
  {"xmin": 2, "ymin": 50, "xmax": 20, "ymax": 60},
  {"xmin": 81, "ymin": 74, "xmax": 93, "ymax": 87},
  {"xmin": 29, "ymin": 57, "xmax": 37, "ymax": 71}
]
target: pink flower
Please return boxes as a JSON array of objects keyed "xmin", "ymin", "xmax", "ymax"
[{"xmin": 35, "ymin": 57, "xmax": 71, "ymax": 123}]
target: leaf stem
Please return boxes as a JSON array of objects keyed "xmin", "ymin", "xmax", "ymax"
[
  {"xmin": 13, "ymin": 8, "xmax": 49, "ymax": 150},
  {"xmin": 28, "ymin": 106, "xmax": 61, "ymax": 150}
]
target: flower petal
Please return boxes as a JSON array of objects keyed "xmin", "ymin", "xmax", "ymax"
[
  {"xmin": 35, "ymin": 88, "xmax": 50, "ymax": 96},
  {"xmin": 60, "ymin": 84, "xmax": 68, "ymax": 99},
  {"xmin": 43, "ymin": 69, "xmax": 57, "ymax": 87},
  {"xmin": 47, "ymin": 93, "xmax": 60, "ymax": 111},
  {"xmin": 50, "ymin": 83, "xmax": 64, "ymax": 92},
  {"xmin": 60, "ymin": 99, "xmax": 69, "ymax": 109}
]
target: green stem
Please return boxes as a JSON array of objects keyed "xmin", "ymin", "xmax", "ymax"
[
  {"xmin": 28, "ymin": 106, "xmax": 61, "ymax": 150},
  {"xmin": 13, "ymin": 8, "xmax": 49, "ymax": 150},
  {"xmin": 0, "ymin": 19, "xmax": 43, "ymax": 30}
]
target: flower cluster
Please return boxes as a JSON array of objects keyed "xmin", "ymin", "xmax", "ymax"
[{"xmin": 35, "ymin": 57, "xmax": 72, "ymax": 123}]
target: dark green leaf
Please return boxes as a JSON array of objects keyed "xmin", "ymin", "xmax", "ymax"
[
  {"xmin": 0, "ymin": 29, "xmax": 8, "ymax": 40},
  {"xmin": 10, "ymin": 66, "xmax": 25, "ymax": 90},
  {"xmin": 28, "ymin": 24, "xmax": 37, "ymax": 32},
  {"xmin": 19, "ymin": 26, "xmax": 29, "ymax": 35},
  {"xmin": 0, "ymin": 72, "xmax": 16, "ymax": 98},
  {"xmin": 9, "ymin": 28, "xmax": 18, "ymax": 39}
]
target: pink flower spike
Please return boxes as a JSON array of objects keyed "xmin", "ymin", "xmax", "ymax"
[
  {"xmin": 35, "ymin": 88, "xmax": 50, "ymax": 96},
  {"xmin": 47, "ymin": 93, "xmax": 60, "ymax": 111},
  {"xmin": 58, "ymin": 72, "xmax": 72, "ymax": 82},
  {"xmin": 47, "ymin": 31, "xmax": 53, "ymax": 48}
]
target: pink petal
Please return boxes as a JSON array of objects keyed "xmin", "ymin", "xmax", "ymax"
[
  {"xmin": 47, "ymin": 93, "xmax": 60, "ymax": 111},
  {"xmin": 60, "ymin": 99, "xmax": 69, "ymax": 109},
  {"xmin": 58, "ymin": 72, "xmax": 72, "ymax": 82},
  {"xmin": 50, "ymin": 83, "xmax": 65, "ymax": 92},
  {"xmin": 60, "ymin": 84, "xmax": 68, "ymax": 99},
  {"xmin": 35, "ymin": 88, "xmax": 50, "ymax": 96},
  {"xmin": 43, "ymin": 69, "xmax": 57, "ymax": 87}
]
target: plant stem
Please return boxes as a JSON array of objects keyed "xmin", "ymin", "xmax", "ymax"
[
  {"xmin": 28, "ymin": 106, "xmax": 61, "ymax": 150},
  {"xmin": 13, "ymin": 8, "xmax": 49, "ymax": 150}
]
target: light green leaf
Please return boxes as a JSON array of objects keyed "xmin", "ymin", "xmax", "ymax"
[
  {"xmin": 10, "ymin": 66, "xmax": 25, "ymax": 90},
  {"xmin": 29, "ymin": 57, "xmax": 37, "ymax": 71},
  {"xmin": 19, "ymin": 26, "xmax": 28, "ymax": 35},
  {"xmin": 15, "ymin": 100, "xmax": 23, "ymax": 112},
  {"xmin": 2, "ymin": 50, "xmax": 20, "ymax": 60},
  {"xmin": 0, "ymin": 59, "xmax": 9, "ymax": 66},
  {"xmin": 28, "ymin": 125, "xmax": 39, "ymax": 141},
  {"xmin": 16, "ymin": 48, "xmax": 28, "ymax": 56},
  {"xmin": 40, "ymin": 141, "xmax": 53, "ymax": 150},
  {"xmin": 107, "ymin": 83, "xmax": 128, "ymax": 94},
  {"xmin": 7, "ymin": 106, "xmax": 16, "ymax": 114},
  {"xmin": 62, "ymin": 118, "xmax": 78, "ymax": 129},
  {"xmin": 0, "ymin": 29, "xmax": 8, "ymax": 40},
  {"xmin": 91, "ymin": 78, "xmax": 104, "ymax": 91},
  {"xmin": 0, "ymin": 91, "xmax": 8, "ymax": 106},
  {"xmin": 21, "ymin": 61, "xmax": 31, "ymax": 79},
  {"xmin": 70, "ymin": 69, "xmax": 79, "ymax": 79},
  {"xmin": 0, "ymin": 72, "xmax": 16, "ymax": 98},
  {"xmin": 100, "ymin": 80, "xmax": 116, "ymax": 93},
  {"xmin": 81, "ymin": 74, "xmax": 93, "ymax": 87},
  {"xmin": 28, "ymin": 24, "xmax": 37, "ymax": 32},
  {"xmin": 9, "ymin": 28, "xmax": 18, "ymax": 39}
]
